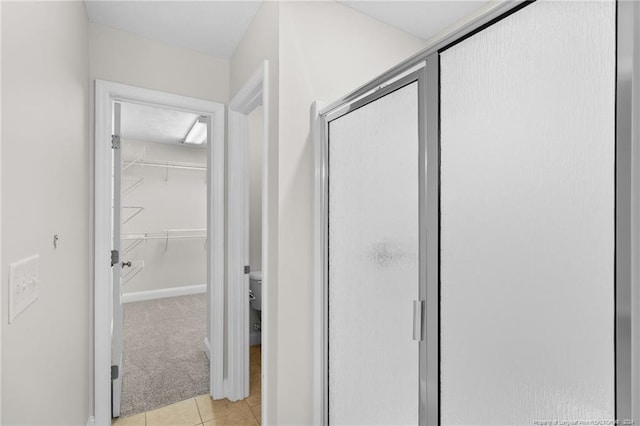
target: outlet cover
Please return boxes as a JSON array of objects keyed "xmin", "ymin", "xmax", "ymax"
[{"xmin": 9, "ymin": 254, "xmax": 40, "ymax": 323}]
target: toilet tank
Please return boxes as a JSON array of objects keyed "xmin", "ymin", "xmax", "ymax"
[{"xmin": 249, "ymin": 271, "xmax": 262, "ymax": 311}]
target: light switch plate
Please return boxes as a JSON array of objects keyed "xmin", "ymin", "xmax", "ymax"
[{"xmin": 9, "ymin": 254, "xmax": 40, "ymax": 323}]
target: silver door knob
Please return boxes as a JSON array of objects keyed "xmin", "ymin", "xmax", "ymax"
[{"xmin": 122, "ymin": 261, "xmax": 132, "ymax": 268}]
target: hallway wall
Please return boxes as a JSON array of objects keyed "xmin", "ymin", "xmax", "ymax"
[
  {"xmin": 89, "ymin": 23, "xmax": 230, "ymax": 103},
  {"xmin": 1, "ymin": 2, "xmax": 91, "ymax": 424}
]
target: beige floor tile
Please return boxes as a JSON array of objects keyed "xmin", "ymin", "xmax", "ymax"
[
  {"xmin": 246, "ymin": 344, "xmax": 262, "ymax": 408},
  {"xmin": 224, "ymin": 407, "xmax": 258, "ymax": 426},
  {"xmin": 245, "ymin": 383, "xmax": 261, "ymax": 408},
  {"xmin": 250, "ymin": 404, "xmax": 261, "ymax": 424},
  {"xmin": 146, "ymin": 398, "xmax": 201, "ymax": 426},
  {"xmin": 112, "ymin": 413, "xmax": 145, "ymax": 426},
  {"xmin": 196, "ymin": 395, "xmax": 253, "ymax": 422},
  {"xmin": 247, "ymin": 370, "xmax": 261, "ymax": 403},
  {"xmin": 202, "ymin": 407, "xmax": 259, "ymax": 426},
  {"xmin": 249, "ymin": 376, "xmax": 260, "ymax": 390}
]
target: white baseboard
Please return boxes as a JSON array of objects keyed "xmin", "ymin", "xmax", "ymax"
[
  {"xmin": 86, "ymin": 416, "xmax": 95, "ymax": 426},
  {"xmin": 122, "ymin": 283, "xmax": 206, "ymax": 303},
  {"xmin": 204, "ymin": 336, "xmax": 211, "ymax": 360}
]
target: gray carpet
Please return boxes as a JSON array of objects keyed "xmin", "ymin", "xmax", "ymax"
[{"xmin": 120, "ymin": 293, "xmax": 209, "ymax": 417}]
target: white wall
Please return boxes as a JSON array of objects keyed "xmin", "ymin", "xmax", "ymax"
[
  {"xmin": 121, "ymin": 140, "xmax": 207, "ymax": 295},
  {"xmin": 1, "ymin": 2, "xmax": 90, "ymax": 424},
  {"xmin": 276, "ymin": 3, "xmax": 426, "ymax": 423},
  {"xmin": 230, "ymin": 3, "xmax": 280, "ymax": 422},
  {"xmin": 89, "ymin": 23, "xmax": 229, "ymax": 103}
]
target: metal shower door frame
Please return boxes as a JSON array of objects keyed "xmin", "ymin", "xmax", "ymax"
[
  {"xmin": 315, "ymin": 0, "xmax": 637, "ymax": 423},
  {"xmin": 319, "ymin": 67, "xmax": 430, "ymax": 424}
]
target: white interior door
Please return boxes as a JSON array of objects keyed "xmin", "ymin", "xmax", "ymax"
[
  {"xmin": 227, "ymin": 109, "xmax": 252, "ymax": 401},
  {"xmin": 327, "ymin": 80, "xmax": 421, "ymax": 425},
  {"xmin": 111, "ymin": 101, "xmax": 123, "ymax": 418},
  {"xmin": 439, "ymin": 1, "xmax": 616, "ymax": 424}
]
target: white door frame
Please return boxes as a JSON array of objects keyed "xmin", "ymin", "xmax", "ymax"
[
  {"xmin": 227, "ymin": 61, "xmax": 269, "ymax": 420},
  {"xmin": 93, "ymin": 80, "xmax": 225, "ymax": 425}
]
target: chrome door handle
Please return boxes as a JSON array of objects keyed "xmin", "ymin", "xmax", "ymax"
[
  {"xmin": 122, "ymin": 261, "xmax": 132, "ymax": 268},
  {"xmin": 249, "ymin": 290, "xmax": 256, "ymax": 301},
  {"xmin": 413, "ymin": 300, "xmax": 424, "ymax": 341}
]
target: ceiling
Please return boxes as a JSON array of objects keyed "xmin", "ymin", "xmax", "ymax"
[
  {"xmin": 120, "ymin": 102, "xmax": 205, "ymax": 146},
  {"xmin": 85, "ymin": 1, "xmax": 488, "ymax": 59},
  {"xmin": 340, "ymin": 1, "xmax": 488, "ymax": 42},
  {"xmin": 84, "ymin": 1, "xmax": 262, "ymax": 59}
]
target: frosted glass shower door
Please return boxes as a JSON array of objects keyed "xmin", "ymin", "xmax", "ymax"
[
  {"xmin": 440, "ymin": 1, "xmax": 616, "ymax": 424},
  {"xmin": 328, "ymin": 80, "xmax": 420, "ymax": 425}
]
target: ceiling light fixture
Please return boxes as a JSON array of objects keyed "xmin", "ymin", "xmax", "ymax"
[{"xmin": 181, "ymin": 116, "xmax": 207, "ymax": 145}]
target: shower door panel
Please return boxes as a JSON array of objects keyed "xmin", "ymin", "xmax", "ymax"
[
  {"xmin": 440, "ymin": 1, "xmax": 616, "ymax": 424},
  {"xmin": 328, "ymin": 80, "xmax": 420, "ymax": 425}
]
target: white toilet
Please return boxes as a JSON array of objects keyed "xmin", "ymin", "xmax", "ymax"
[
  {"xmin": 249, "ymin": 271, "xmax": 262, "ymax": 345},
  {"xmin": 249, "ymin": 271, "xmax": 262, "ymax": 311}
]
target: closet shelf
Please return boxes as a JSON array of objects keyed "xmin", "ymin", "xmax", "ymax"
[
  {"xmin": 122, "ymin": 148, "xmax": 146, "ymax": 172},
  {"xmin": 123, "ymin": 147, "xmax": 206, "ymax": 182},
  {"xmin": 123, "ymin": 159, "xmax": 207, "ymax": 171},
  {"xmin": 122, "ymin": 229, "xmax": 207, "ymax": 251}
]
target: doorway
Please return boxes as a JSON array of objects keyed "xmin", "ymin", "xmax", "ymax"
[
  {"xmin": 113, "ymin": 100, "xmax": 211, "ymax": 417},
  {"xmin": 227, "ymin": 61, "xmax": 269, "ymax": 423},
  {"xmin": 94, "ymin": 81, "xmax": 225, "ymax": 425}
]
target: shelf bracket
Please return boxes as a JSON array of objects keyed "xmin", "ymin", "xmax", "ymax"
[
  {"xmin": 123, "ymin": 177, "xmax": 145, "ymax": 196},
  {"xmin": 122, "ymin": 206, "xmax": 144, "ymax": 224}
]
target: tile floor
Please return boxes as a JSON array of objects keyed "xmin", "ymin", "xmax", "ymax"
[{"xmin": 113, "ymin": 345, "xmax": 261, "ymax": 426}]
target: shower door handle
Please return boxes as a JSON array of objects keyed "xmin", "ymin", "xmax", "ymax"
[{"xmin": 413, "ymin": 300, "xmax": 424, "ymax": 341}]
